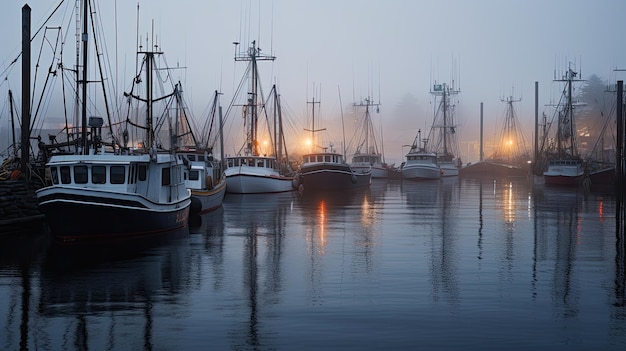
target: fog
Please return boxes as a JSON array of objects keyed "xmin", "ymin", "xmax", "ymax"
[{"xmin": 2, "ymin": 0, "xmax": 625, "ymax": 164}]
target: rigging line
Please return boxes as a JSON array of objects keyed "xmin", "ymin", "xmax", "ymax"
[
  {"xmin": 338, "ymin": 85, "xmax": 346, "ymax": 158},
  {"xmin": 89, "ymin": 0, "xmax": 115, "ymax": 139},
  {"xmin": 30, "ymin": 28, "xmax": 62, "ymax": 135},
  {"xmin": 0, "ymin": 0, "xmax": 66, "ymax": 81}
]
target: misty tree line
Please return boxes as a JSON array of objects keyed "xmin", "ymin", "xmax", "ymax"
[{"xmin": 578, "ymin": 74, "xmax": 616, "ymax": 159}]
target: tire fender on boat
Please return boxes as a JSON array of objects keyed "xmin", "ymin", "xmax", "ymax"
[
  {"xmin": 206, "ymin": 175, "xmax": 213, "ymax": 190},
  {"xmin": 351, "ymin": 174, "xmax": 357, "ymax": 184}
]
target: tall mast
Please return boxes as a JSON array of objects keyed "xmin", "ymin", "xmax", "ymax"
[
  {"xmin": 80, "ymin": 0, "xmax": 88, "ymax": 153},
  {"xmin": 553, "ymin": 64, "xmax": 583, "ymax": 158},
  {"xmin": 442, "ymin": 84, "xmax": 447, "ymax": 155},
  {"xmin": 234, "ymin": 40, "xmax": 275, "ymax": 156},
  {"xmin": 353, "ymin": 97, "xmax": 380, "ymax": 154},
  {"xmin": 304, "ymin": 95, "xmax": 324, "ymax": 153},
  {"xmin": 430, "ymin": 81, "xmax": 460, "ymax": 158}
]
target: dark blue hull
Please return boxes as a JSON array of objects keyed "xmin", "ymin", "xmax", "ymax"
[
  {"xmin": 40, "ymin": 201, "xmax": 189, "ymax": 243},
  {"xmin": 299, "ymin": 164, "xmax": 371, "ymax": 191}
]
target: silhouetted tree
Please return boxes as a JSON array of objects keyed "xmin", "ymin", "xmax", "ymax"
[{"xmin": 578, "ymin": 74, "xmax": 612, "ymax": 156}]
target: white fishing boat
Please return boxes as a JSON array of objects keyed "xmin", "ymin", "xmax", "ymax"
[
  {"xmin": 350, "ymin": 97, "xmax": 388, "ymax": 178},
  {"xmin": 181, "ymin": 149, "xmax": 226, "ymax": 214},
  {"xmin": 428, "ymin": 82, "xmax": 462, "ymax": 177},
  {"xmin": 402, "ymin": 129, "xmax": 441, "ymax": 180},
  {"xmin": 224, "ymin": 42, "xmax": 296, "ymax": 194},
  {"xmin": 174, "ymin": 88, "xmax": 226, "ymax": 214},
  {"xmin": 541, "ymin": 66, "xmax": 584, "ymax": 186},
  {"xmin": 36, "ymin": 2, "xmax": 190, "ymax": 243}
]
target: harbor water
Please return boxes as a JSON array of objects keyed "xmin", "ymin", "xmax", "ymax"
[{"xmin": 1, "ymin": 177, "xmax": 625, "ymax": 350}]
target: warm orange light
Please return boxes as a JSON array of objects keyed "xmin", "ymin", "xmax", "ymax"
[{"xmin": 318, "ymin": 200, "xmax": 327, "ymax": 249}]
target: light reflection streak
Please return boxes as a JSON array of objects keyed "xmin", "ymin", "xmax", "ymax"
[{"xmin": 318, "ymin": 200, "xmax": 327, "ymax": 252}]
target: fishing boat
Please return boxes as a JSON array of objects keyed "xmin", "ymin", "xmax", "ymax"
[
  {"xmin": 36, "ymin": 4, "xmax": 190, "ymax": 243},
  {"xmin": 460, "ymin": 95, "xmax": 530, "ymax": 179},
  {"xmin": 297, "ymin": 96, "xmax": 371, "ymax": 191},
  {"xmin": 350, "ymin": 97, "xmax": 388, "ymax": 178},
  {"xmin": 174, "ymin": 89, "xmax": 227, "ymax": 214},
  {"xmin": 401, "ymin": 129, "xmax": 441, "ymax": 180},
  {"xmin": 541, "ymin": 66, "xmax": 585, "ymax": 186},
  {"xmin": 427, "ymin": 82, "xmax": 462, "ymax": 177},
  {"xmin": 223, "ymin": 42, "xmax": 296, "ymax": 194}
]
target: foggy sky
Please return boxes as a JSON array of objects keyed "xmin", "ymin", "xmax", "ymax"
[{"xmin": 1, "ymin": 0, "xmax": 625, "ymax": 164}]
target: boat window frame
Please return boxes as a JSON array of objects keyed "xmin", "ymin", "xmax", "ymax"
[
  {"xmin": 74, "ymin": 165, "xmax": 88, "ymax": 184},
  {"xmin": 50, "ymin": 167, "xmax": 59, "ymax": 184},
  {"xmin": 189, "ymin": 169, "xmax": 200, "ymax": 181},
  {"xmin": 162, "ymin": 167, "xmax": 171, "ymax": 186},
  {"xmin": 110, "ymin": 165, "xmax": 126, "ymax": 184},
  {"xmin": 60, "ymin": 166, "xmax": 71, "ymax": 184},
  {"xmin": 92, "ymin": 165, "xmax": 106, "ymax": 184},
  {"xmin": 138, "ymin": 164, "xmax": 147, "ymax": 181}
]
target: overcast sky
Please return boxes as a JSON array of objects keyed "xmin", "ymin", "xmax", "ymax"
[{"xmin": 1, "ymin": 0, "xmax": 625, "ymax": 163}]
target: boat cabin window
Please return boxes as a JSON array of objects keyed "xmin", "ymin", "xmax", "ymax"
[
  {"xmin": 198, "ymin": 155, "xmax": 205, "ymax": 162},
  {"xmin": 74, "ymin": 165, "xmax": 88, "ymax": 184},
  {"xmin": 92, "ymin": 165, "xmax": 106, "ymax": 184},
  {"xmin": 257, "ymin": 159, "xmax": 265, "ymax": 167},
  {"xmin": 50, "ymin": 167, "xmax": 58, "ymax": 184},
  {"xmin": 324, "ymin": 155, "xmax": 331, "ymax": 162},
  {"xmin": 138, "ymin": 164, "xmax": 147, "ymax": 181},
  {"xmin": 110, "ymin": 166, "xmax": 125, "ymax": 184},
  {"xmin": 162, "ymin": 167, "xmax": 171, "ymax": 186},
  {"xmin": 189, "ymin": 170, "xmax": 200, "ymax": 181},
  {"xmin": 60, "ymin": 166, "xmax": 71, "ymax": 184}
]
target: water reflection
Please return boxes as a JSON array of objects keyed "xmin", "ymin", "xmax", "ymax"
[
  {"xmin": 615, "ymin": 223, "xmax": 626, "ymax": 338},
  {"xmin": 533, "ymin": 185, "xmax": 583, "ymax": 318},
  {"xmin": 220, "ymin": 192, "xmax": 294, "ymax": 350},
  {"xmin": 403, "ymin": 178, "xmax": 461, "ymax": 304},
  {"xmin": 298, "ymin": 187, "xmax": 382, "ymax": 304},
  {"xmin": 189, "ymin": 206, "xmax": 226, "ymax": 291},
  {"xmin": 36, "ymin": 228, "xmax": 190, "ymax": 350},
  {"xmin": 0, "ymin": 231, "xmax": 49, "ymax": 351}
]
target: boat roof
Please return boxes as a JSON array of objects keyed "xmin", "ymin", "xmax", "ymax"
[
  {"xmin": 46, "ymin": 152, "xmax": 175, "ymax": 165},
  {"xmin": 226, "ymin": 155, "xmax": 276, "ymax": 160},
  {"xmin": 303, "ymin": 152, "xmax": 343, "ymax": 157}
]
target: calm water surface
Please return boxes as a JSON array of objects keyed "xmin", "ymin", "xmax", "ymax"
[{"xmin": 1, "ymin": 178, "xmax": 625, "ymax": 350}]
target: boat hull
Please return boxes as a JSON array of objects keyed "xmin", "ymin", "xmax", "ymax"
[
  {"xmin": 401, "ymin": 164, "xmax": 441, "ymax": 180},
  {"xmin": 225, "ymin": 172, "xmax": 295, "ymax": 194},
  {"xmin": 352, "ymin": 165, "xmax": 388, "ymax": 179},
  {"xmin": 191, "ymin": 178, "xmax": 227, "ymax": 214},
  {"xmin": 299, "ymin": 165, "xmax": 371, "ymax": 191},
  {"xmin": 439, "ymin": 162, "xmax": 459, "ymax": 177},
  {"xmin": 543, "ymin": 160, "xmax": 584, "ymax": 186},
  {"xmin": 459, "ymin": 161, "xmax": 527, "ymax": 179},
  {"xmin": 38, "ymin": 188, "xmax": 190, "ymax": 243},
  {"xmin": 588, "ymin": 166, "xmax": 615, "ymax": 186},
  {"xmin": 543, "ymin": 174, "xmax": 584, "ymax": 186}
]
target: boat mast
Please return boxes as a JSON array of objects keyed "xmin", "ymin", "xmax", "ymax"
[
  {"xmin": 80, "ymin": 0, "xmax": 88, "ymax": 154},
  {"xmin": 430, "ymin": 82, "xmax": 459, "ymax": 159},
  {"xmin": 305, "ymin": 96, "xmax": 324, "ymax": 152},
  {"xmin": 234, "ymin": 40, "xmax": 275, "ymax": 156},
  {"xmin": 353, "ymin": 97, "xmax": 381, "ymax": 155},
  {"xmin": 553, "ymin": 64, "xmax": 583, "ymax": 159}
]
